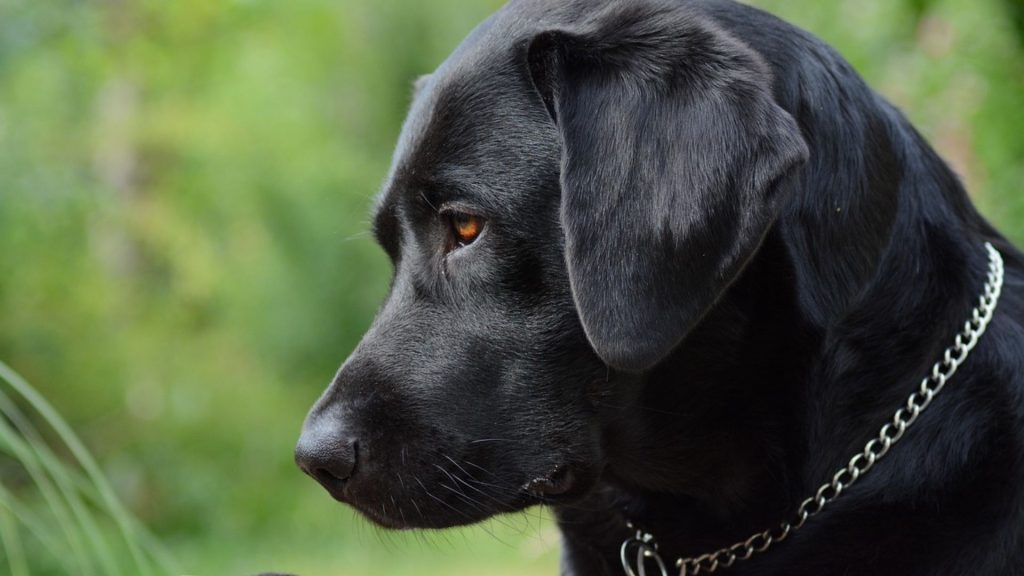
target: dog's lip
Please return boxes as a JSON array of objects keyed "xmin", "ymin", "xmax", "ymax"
[
  {"xmin": 348, "ymin": 501, "xmax": 416, "ymax": 530},
  {"xmin": 524, "ymin": 465, "xmax": 577, "ymax": 500},
  {"xmin": 345, "ymin": 487, "xmax": 530, "ymax": 530}
]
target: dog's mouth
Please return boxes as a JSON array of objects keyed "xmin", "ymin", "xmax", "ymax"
[
  {"xmin": 324, "ymin": 461, "xmax": 595, "ymax": 530},
  {"xmin": 523, "ymin": 465, "xmax": 580, "ymax": 502}
]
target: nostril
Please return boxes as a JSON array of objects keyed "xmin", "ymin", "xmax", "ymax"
[
  {"xmin": 315, "ymin": 441, "xmax": 358, "ymax": 484},
  {"xmin": 295, "ymin": 434, "xmax": 359, "ymax": 498},
  {"xmin": 312, "ymin": 466, "xmax": 347, "ymax": 488}
]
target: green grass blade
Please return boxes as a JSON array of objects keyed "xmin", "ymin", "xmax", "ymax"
[
  {"xmin": 19, "ymin": 457, "xmax": 178, "ymax": 576},
  {"xmin": 0, "ymin": 390, "xmax": 98, "ymax": 575},
  {"xmin": 0, "ymin": 360, "xmax": 165, "ymax": 574},
  {"xmin": 0, "ymin": 483, "xmax": 76, "ymax": 572},
  {"xmin": 0, "ymin": 498, "xmax": 30, "ymax": 576},
  {"xmin": 44, "ymin": 465, "xmax": 179, "ymax": 576},
  {"xmin": 0, "ymin": 391, "xmax": 177, "ymax": 575}
]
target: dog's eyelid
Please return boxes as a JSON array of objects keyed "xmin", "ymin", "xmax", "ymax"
[{"xmin": 437, "ymin": 199, "xmax": 483, "ymax": 216}]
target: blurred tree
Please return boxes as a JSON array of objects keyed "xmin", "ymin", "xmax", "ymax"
[
  {"xmin": 907, "ymin": 0, "xmax": 938, "ymax": 20},
  {"xmin": 1007, "ymin": 0, "xmax": 1024, "ymax": 46}
]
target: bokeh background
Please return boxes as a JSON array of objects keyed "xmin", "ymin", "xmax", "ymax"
[{"xmin": 1, "ymin": 0, "xmax": 1022, "ymax": 574}]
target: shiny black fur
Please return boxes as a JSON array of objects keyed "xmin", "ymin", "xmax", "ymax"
[{"xmin": 296, "ymin": 1, "xmax": 1024, "ymax": 574}]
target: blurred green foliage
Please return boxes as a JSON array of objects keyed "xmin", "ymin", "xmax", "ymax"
[{"xmin": 0, "ymin": 0, "xmax": 1021, "ymax": 574}]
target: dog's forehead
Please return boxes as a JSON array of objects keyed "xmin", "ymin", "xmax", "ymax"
[{"xmin": 374, "ymin": 4, "xmax": 575, "ymax": 222}]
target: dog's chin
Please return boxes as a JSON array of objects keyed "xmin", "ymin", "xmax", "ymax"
[
  {"xmin": 342, "ymin": 463, "xmax": 601, "ymax": 530},
  {"xmin": 346, "ymin": 493, "xmax": 531, "ymax": 530},
  {"xmin": 349, "ymin": 503, "xmax": 453, "ymax": 531}
]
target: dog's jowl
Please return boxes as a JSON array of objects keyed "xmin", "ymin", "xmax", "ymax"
[{"xmin": 295, "ymin": 1, "xmax": 1024, "ymax": 574}]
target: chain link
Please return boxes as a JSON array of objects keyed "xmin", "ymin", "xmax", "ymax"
[{"xmin": 624, "ymin": 243, "xmax": 1005, "ymax": 576}]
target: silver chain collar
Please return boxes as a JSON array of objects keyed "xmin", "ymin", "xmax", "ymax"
[{"xmin": 621, "ymin": 242, "xmax": 1006, "ymax": 576}]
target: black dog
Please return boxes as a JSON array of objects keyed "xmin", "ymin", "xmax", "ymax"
[{"xmin": 295, "ymin": 0, "xmax": 1024, "ymax": 574}]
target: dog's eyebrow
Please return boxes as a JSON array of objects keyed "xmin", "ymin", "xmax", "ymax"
[{"xmin": 427, "ymin": 167, "xmax": 504, "ymax": 214}]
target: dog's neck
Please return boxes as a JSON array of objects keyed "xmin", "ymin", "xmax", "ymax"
[{"xmin": 576, "ymin": 48, "xmax": 999, "ymax": 563}]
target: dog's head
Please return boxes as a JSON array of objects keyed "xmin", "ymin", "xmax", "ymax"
[{"xmin": 295, "ymin": 0, "xmax": 808, "ymax": 529}]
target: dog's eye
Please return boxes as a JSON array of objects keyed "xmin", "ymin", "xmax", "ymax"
[{"xmin": 448, "ymin": 212, "xmax": 485, "ymax": 247}]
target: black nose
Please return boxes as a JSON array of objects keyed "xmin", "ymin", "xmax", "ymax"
[{"xmin": 295, "ymin": 419, "xmax": 359, "ymax": 499}]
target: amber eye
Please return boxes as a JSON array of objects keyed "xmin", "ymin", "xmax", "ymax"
[{"xmin": 448, "ymin": 212, "xmax": 484, "ymax": 247}]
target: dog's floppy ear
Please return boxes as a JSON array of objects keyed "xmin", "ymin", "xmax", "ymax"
[{"xmin": 527, "ymin": 8, "xmax": 808, "ymax": 373}]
